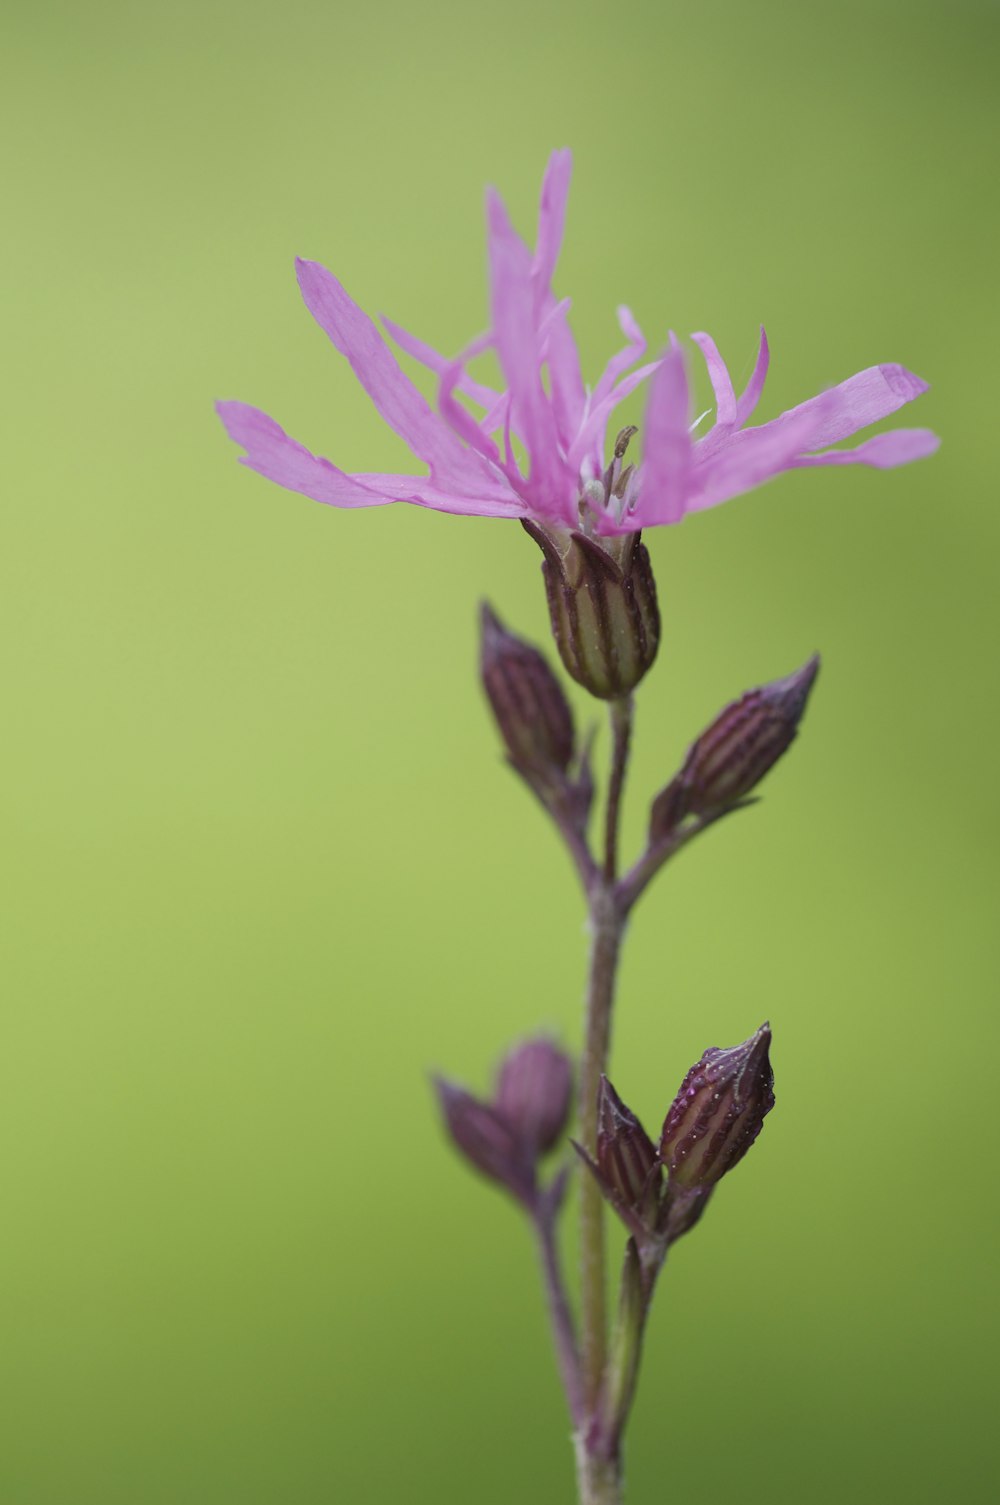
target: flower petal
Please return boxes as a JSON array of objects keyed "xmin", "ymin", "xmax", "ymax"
[
  {"xmin": 751, "ymin": 363, "xmax": 930, "ymax": 452},
  {"xmin": 354, "ymin": 474, "xmax": 525, "ymax": 517},
  {"xmin": 687, "ymin": 391, "xmax": 840, "ymax": 513},
  {"xmin": 295, "ymin": 258, "xmax": 507, "ymax": 499},
  {"xmin": 544, "ymin": 301, "xmax": 587, "ymax": 458},
  {"xmin": 217, "ymin": 402, "xmax": 522, "ymax": 518},
  {"xmin": 216, "ymin": 401, "xmax": 388, "ymax": 507},
  {"xmin": 567, "ymin": 358, "xmax": 663, "ymax": 474},
  {"xmin": 591, "ymin": 306, "xmax": 648, "ymax": 410},
  {"xmin": 735, "ymin": 326, "xmax": 770, "ymax": 425},
  {"xmin": 532, "ymin": 147, "xmax": 573, "ymax": 307},
  {"xmin": 691, "ymin": 331, "xmax": 737, "ymax": 427},
  {"xmin": 437, "ymin": 351, "xmax": 503, "ymax": 467},
  {"xmin": 796, "ymin": 428, "xmax": 941, "ymax": 468},
  {"xmin": 380, "ymin": 315, "xmax": 501, "ymax": 411},
  {"xmin": 634, "ymin": 343, "xmax": 693, "ymax": 525},
  {"xmin": 486, "ymin": 188, "xmax": 571, "ymax": 518}
]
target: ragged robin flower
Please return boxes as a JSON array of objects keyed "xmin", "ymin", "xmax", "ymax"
[
  {"xmin": 217, "ymin": 150, "xmax": 937, "ymax": 538},
  {"xmin": 217, "ymin": 153, "xmax": 937, "ymax": 695}
]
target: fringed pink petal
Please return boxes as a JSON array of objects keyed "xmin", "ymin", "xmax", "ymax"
[
  {"xmin": 749, "ymin": 363, "xmax": 931, "ymax": 453},
  {"xmin": 295, "ymin": 259, "xmax": 505, "ymax": 500},
  {"xmin": 544, "ymin": 303, "xmax": 587, "ymax": 457},
  {"xmin": 691, "ymin": 331, "xmax": 737, "ymax": 427},
  {"xmin": 795, "ymin": 428, "xmax": 941, "ymax": 469},
  {"xmin": 686, "ymin": 392, "xmax": 840, "ymax": 514},
  {"xmin": 352, "ymin": 473, "xmax": 526, "ymax": 518},
  {"xmin": 591, "ymin": 306, "xmax": 648, "ymax": 410},
  {"xmin": 532, "ymin": 148, "xmax": 573, "ymax": 310},
  {"xmin": 381, "ymin": 315, "xmax": 501, "ymax": 411},
  {"xmin": 438, "ymin": 358, "xmax": 502, "ymax": 465},
  {"xmin": 634, "ymin": 343, "xmax": 693, "ymax": 526},
  {"xmin": 216, "ymin": 401, "xmax": 389, "ymax": 508},
  {"xmin": 734, "ymin": 326, "xmax": 770, "ymax": 425},
  {"xmin": 486, "ymin": 188, "xmax": 571, "ymax": 520},
  {"xmin": 567, "ymin": 359, "xmax": 663, "ymax": 474}
]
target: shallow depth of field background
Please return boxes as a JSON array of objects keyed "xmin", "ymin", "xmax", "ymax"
[{"xmin": 2, "ymin": 2, "xmax": 997, "ymax": 1501}]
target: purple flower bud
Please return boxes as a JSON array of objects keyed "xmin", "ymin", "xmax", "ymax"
[
  {"xmin": 494, "ymin": 1037, "xmax": 573, "ymax": 1156},
  {"xmin": 650, "ymin": 657, "xmax": 819, "ymax": 837},
  {"xmin": 574, "ymin": 1077, "xmax": 665, "ymax": 1243},
  {"xmin": 658, "ymin": 1024, "xmax": 775, "ymax": 1197},
  {"xmin": 597, "ymin": 1077, "xmax": 661, "ymax": 1220},
  {"xmin": 480, "ymin": 603, "xmax": 575, "ymax": 779},
  {"xmin": 434, "ymin": 1038, "xmax": 574, "ymax": 1209},
  {"xmin": 432, "ymin": 1077, "xmax": 537, "ymax": 1207},
  {"xmin": 522, "ymin": 514, "xmax": 660, "ymax": 701}
]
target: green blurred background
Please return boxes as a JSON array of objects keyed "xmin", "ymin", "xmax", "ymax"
[{"xmin": 2, "ymin": 1, "xmax": 997, "ymax": 1500}]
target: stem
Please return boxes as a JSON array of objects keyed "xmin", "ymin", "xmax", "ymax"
[
  {"xmin": 533, "ymin": 1201, "xmax": 585, "ymax": 1426},
  {"xmin": 574, "ymin": 1439, "xmax": 623, "ymax": 1505},
  {"xmin": 578, "ymin": 696, "xmax": 633, "ymax": 1412},
  {"xmin": 616, "ymin": 802, "xmax": 755, "ymax": 915},
  {"xmin": 578, "ymin": 899, "xmax": 622, "ymax": 1406},
  {"xmin": 603, "ymin": 697, "xmax": 633, "ymax": 882}
]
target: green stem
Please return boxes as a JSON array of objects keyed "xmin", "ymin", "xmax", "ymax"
[
  {"xmin": 578, "ymin": 696, "xmax": 633, "ymax": 1415},
  {"xmin": 574, "ymin": 1442, "xmax": 623, "ymax": 1505},
  {"xmin": 577, "ymin": 894, "xmax": 623, "ymax": 1407},
  {"xmin": 603, "ymin": 696, "xmax": 633, "ymax": 883}
]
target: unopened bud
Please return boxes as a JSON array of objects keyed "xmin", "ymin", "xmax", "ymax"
[
  {"xmin": 480, "ymin": 603, "xmax": 575, "ymax": 780},
  {"xmin": 659, "ymin": 1024, "xmax": 774, "ymax": 1199},
  {"xmin": 522, "ymin": 521, "xmax": 660, "ymax": 700},
  {"xmin": 650, "ymin": 657, "xmax": 819, "ymax": 837},
  {"xmin": 433, "ymin": 1079, "xmax": 536, "ymax": 1206},
  {"xmin": 574, "ymin": 1077, "xmax": 665, "ymax": 1243},
  {"xmin": 495, "ymin": 1037, "xmax": 573, "ymax": 1156},
  {"xmin": 434, "ymin": 1036, "xmax": 573, "ymax": 1210}
]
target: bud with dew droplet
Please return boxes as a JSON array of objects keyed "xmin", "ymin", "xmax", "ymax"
[
  {"xmin": 658, "ymin": 1023, "xmax": 775, "ymax": 1240},
  {"xmin": 650, "ymin": 657, "xmax": 820, "ymax": 838}
]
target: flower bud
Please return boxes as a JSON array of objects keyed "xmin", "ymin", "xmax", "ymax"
[
  {"xmin": 479, "ymin": 603, "xmax": 575, "ymax": 780},
  {"xmin": 433, "ymin": 1078, "xmax": 537, "ymax": 1206},
  {"xmin": 658, "ymin": 1024, "xmax": 774, "ymax": 1196},
  {"xmin": 574, "ymin": 1077, "xmax": 665, "ymax": 1243},
  {"xmin": 650, "ymin": 657, "xmax": 819, "ymax": 837},
  {"xmin": 494, "ymin": 1037, "xmax": 573, "ymax": 1156},
  {"xmin": 434, "ymin": 1037, "xmax": 573, "ymax": 1210},
  {"xmin": 522, "ymin": 521, "xmax": 660, "ymax": 700}
]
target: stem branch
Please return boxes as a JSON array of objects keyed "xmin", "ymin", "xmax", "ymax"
[{"xmin": 534, "ymin": 1201, "xmax": 585, "ymax": 1426}]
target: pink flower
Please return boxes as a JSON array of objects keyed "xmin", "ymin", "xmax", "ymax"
[{"xmin": 217, "ymin": 151, "xmax": 938, "ymax": 537}]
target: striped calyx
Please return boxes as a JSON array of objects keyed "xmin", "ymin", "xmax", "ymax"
[
  {"xmin": 659, "ymin": 1024, "xmax": 775, "ymax": 1196},
  {"xmin": 650, "ymin": 656, "xmax": 819, "ymax": 837},
  {"xmin": 573, "ymin": 1077, "xmax": 666, "ymax": 1245},
  {"xmin": 479, "ymin": 603, "xmax": 575, "ymax": 780},
  {"xmin": 522, "ymin": 520, "xmax": 660, "ymax": 700}
]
